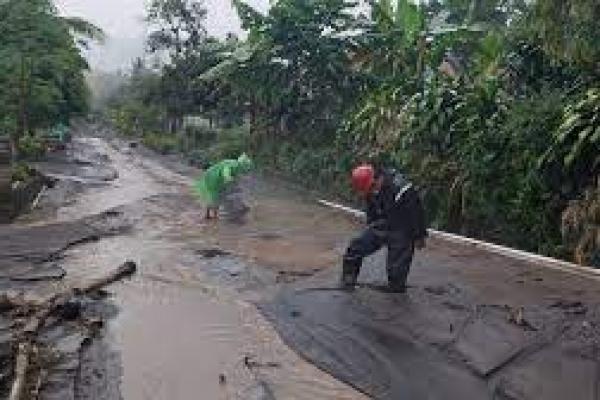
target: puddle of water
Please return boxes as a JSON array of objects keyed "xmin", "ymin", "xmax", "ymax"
[
  {"xmin": 57, "ymin": 237, "xmax": 367, "ymax": 400},
  {"xmin": 168, "ymin": 180, "xmax": 357, "ymax": 273},
  {"xmin": 57, "ymin": 237, "xmax": 247, "ymax": 399},
  {"xmin": 114, "ymin": 280, "xmax": 246, "ymax": 400},
  {"xmin": 53, "ymin": 140, "xmax": 356, "ymax": 275},
  {"xmin": 32, "ymin": 135, "xmax": 600, "ymax": 400}
]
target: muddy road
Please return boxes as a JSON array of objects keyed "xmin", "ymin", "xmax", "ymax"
[
  {"xmin": 3, "ymin": 125, "xmax": 600, "ymax": 399},
  {"xmin": 7, "ymin": 130, "xmax": 366, "ymax": 400}
]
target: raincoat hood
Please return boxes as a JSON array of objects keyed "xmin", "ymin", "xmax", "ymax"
[{"xmin": 237, "ymin": 153, "xmax": 253, "ymax": 172}]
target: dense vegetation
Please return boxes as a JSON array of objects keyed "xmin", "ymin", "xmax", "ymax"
[
  {"xmin": 0, "ymin": 0, "xmax": 102, "ymax": 159},
  {"xmin": 103, "ymin": 0, "xmax": 599, "ymax": 266}
]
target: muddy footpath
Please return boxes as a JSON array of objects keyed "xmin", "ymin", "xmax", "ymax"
[{"xmin": 1, "ymin": 121, "xmax": 599, "ymax": 399}]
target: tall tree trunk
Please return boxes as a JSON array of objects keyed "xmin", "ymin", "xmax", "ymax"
[
  {"xmin": 8, "ymin": 135, "xmax": 18, "ymax": 163},
  {"xmin": 168, "ymin": 114, "xmax": 177, "ymax": 135},
  {"xmin": 14, "ymin": 55, "xmax": 29, "ymax": 160},
  {"xmin": 249, "ymin": 100, "xmax": 256, "ymax": 136},
  {"xmin": 17, "ymin": 56, "xmax": 27, "ymax": 138},
  {"xmin": 177, "ymin": 115, "xmax": 184, "ymax": 134},
  {"xmin": 248, "ymin": 100, "xmax": 257, "ymax": 153}
]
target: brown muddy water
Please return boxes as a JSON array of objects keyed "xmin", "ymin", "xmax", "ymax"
[
  {"xmin": 36, "ymin": 136, "xmax": 366, "ymax": 399},
  {"xmin": 11, "ymin": 133, "xmax": 600, "ymax": 399}
]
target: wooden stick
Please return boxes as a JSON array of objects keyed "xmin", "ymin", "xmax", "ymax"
[
  {"xmin": 8, "ymin": 342, "xmax": 31, "ymax": 400},
  {"xmin": 30, "ymin": 185, "xmax": 47, "ymax": 211},
  {"xmin": 74, "ymin": 260, "xmax": 137, "ymax": 295},
  {"xmin": 30, "ymin": 367, "xmax": 45, "ymax": 400}
]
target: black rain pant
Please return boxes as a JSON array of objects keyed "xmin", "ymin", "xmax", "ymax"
[{"xmin": 343, "ymin": 228, "xmax": 414, "ymax": 289}]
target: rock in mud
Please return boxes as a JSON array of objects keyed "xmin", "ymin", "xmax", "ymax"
[{"xmin": 55, "ymin": 300, "xmax": 82, "ymax": 321}]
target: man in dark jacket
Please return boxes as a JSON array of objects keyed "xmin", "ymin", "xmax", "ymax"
[{"xmin": 341, "ymin": 164, "xmax": 427, "ymax": 292}]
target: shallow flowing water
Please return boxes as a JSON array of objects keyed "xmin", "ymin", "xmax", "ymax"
[
  {"xmin": 44, "ymin": 136, "xmax": 367, "ymax": 400},
  {"xmin": 17, "ymin": 134, "xmax": 600, "ymax": 400}
]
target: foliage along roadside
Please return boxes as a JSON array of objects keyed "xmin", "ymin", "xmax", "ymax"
[
  {"xmin": 101, "ymin": 0, "xmax": 599, "ymax": 266},
  {"xmin": 0, "ymin": 0, "xmax": 103, "ymax": 158}
]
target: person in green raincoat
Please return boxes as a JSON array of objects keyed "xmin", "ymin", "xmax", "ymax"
[{"xmin": 193, "ymin": 153, "xmax": 253, "ymax": 219}]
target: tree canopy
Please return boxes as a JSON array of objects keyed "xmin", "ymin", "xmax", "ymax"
[
  {"xmin": 0, "ymin": 0, "xmax": 103, "ymax": 155},
  {"xmin": 104, "ymin": 0, "xmax": 599, "ymax": 265}
]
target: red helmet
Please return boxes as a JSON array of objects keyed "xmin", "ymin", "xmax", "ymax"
[{"xmin": 351, "ymin": 164, "xmax": 375, "ymax": 194}]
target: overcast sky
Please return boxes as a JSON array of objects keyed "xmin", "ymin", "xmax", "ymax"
[{"xmin": 55, "ymin": 0, "xmax": 269, "ymax": 71}]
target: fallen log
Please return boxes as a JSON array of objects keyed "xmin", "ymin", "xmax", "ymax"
[{"xmin": 8, "ymin": 260, "xmax": 137, "ymax": 400}]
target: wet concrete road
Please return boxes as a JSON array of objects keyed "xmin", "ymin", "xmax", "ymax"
[{"xmin": 12, "ymin": 130, "xmax": 600, "ymax": 399}]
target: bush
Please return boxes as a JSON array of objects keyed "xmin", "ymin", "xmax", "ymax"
[
  {"xmin": 561, "ymin": 181, "xmax": 600, "ymax": 267},
  {"xmin": 203, "ymin": 125, "xmax": 249, "ymax": 163},
  {"xmin": 11, "ymin": 162, "xmax": 36, "ymax": 183},
  {"xmin": 186, "ymin": 149, "xmax": 211, "ymax": 169},
  {"xmin": 18, "ymin": 135, "xmax": 46, "ymax": 160},
  {"xmin": 252, "ymin": 135, "xmax": 356, "ymax": 202},
  {"xmin": 185, "ymin": 124, "xmax": 217, "ymax": 147},
  {"xmin": 109, "ymin": 103, "xmax": 164, "ymax": 137},
  {"xmin": 142, "ymin": 132, "xmax": 179, "ymax": 154}
]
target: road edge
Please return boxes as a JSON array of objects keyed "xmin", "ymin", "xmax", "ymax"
[{"xmin": 317, "ymin": 199, "xmax": 600, "ymax": 281}]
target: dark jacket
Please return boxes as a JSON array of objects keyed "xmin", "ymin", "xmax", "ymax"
[{"xmin": 365, "ymin": 169, "xmax": 427, "ymax": 240}]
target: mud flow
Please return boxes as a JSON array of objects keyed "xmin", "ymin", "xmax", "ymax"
[
  {"xmin": 4, "ymin": 130, "xmax": 599, "ymax": 400},
  {"xmin": 5, "ymin": 132, "xmax": 366, "ymax": 400}
]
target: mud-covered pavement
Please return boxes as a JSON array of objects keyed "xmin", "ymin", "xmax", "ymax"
[
  {"xmin": 2, "ymin": 124, "xmax": 600, "ymax": 399},
  {"xmin": 3, "ymin": 127, "xmax": 367, "ymax": 400}
]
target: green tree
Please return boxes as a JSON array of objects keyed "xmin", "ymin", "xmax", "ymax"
[
  {"xmin": 102, "ymin": 0, "xmax": 599, "ymax": 263},
  {"xmin": 532, "ymin": 0, "xmax": 600, "ymax": 70},
  {"xmin": 0, "ymin": 0, "xmax": 103, "ymax": 157},
  {"xmin": 146, "ymin": 0, "xmax": 209, "ymax": 133},
  {"xmin": 208, "ymin": 0, "xmax": 364, "ymax": 139}
]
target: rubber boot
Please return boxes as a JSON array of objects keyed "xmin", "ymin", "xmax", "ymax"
[
  {"xmin": 340, "ymin": 258, "xmax": 360, "ymax": 291},
  {"xmin": 385, "ymin": 282, "xmax": 407, "ymax": 294}
]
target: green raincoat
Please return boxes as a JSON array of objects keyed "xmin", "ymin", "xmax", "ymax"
[{"xmin": 193, "ymin": 154, "xmax": 253, "ymax": 206}]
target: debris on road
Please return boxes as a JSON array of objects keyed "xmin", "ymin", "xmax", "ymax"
[
  {"xmin": 1, "ymin": 131, "xmax": 370, "ymax": 400},
  {"xmin": 195, "ymin": 247, "xmax": 230, "ymax": 258},
  {"xmin": 6, "ymin": 261, "xmax": 137, "ymax": 400},
  {"xmin": 2, "ymin": 131, "xmax": 597, "ymax": 400},
  {"xmin": 506, "ymin": 306, "xmax": 537, "ymax": 331},
  {"xmin": 549, "ymin": 299, "xmax": 589, "ymax": 315}
]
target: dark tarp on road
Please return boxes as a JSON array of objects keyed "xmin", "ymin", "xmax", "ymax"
[{"xmin": 260, "ymin": 246, "xmax": 600, "ymax": 400}]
